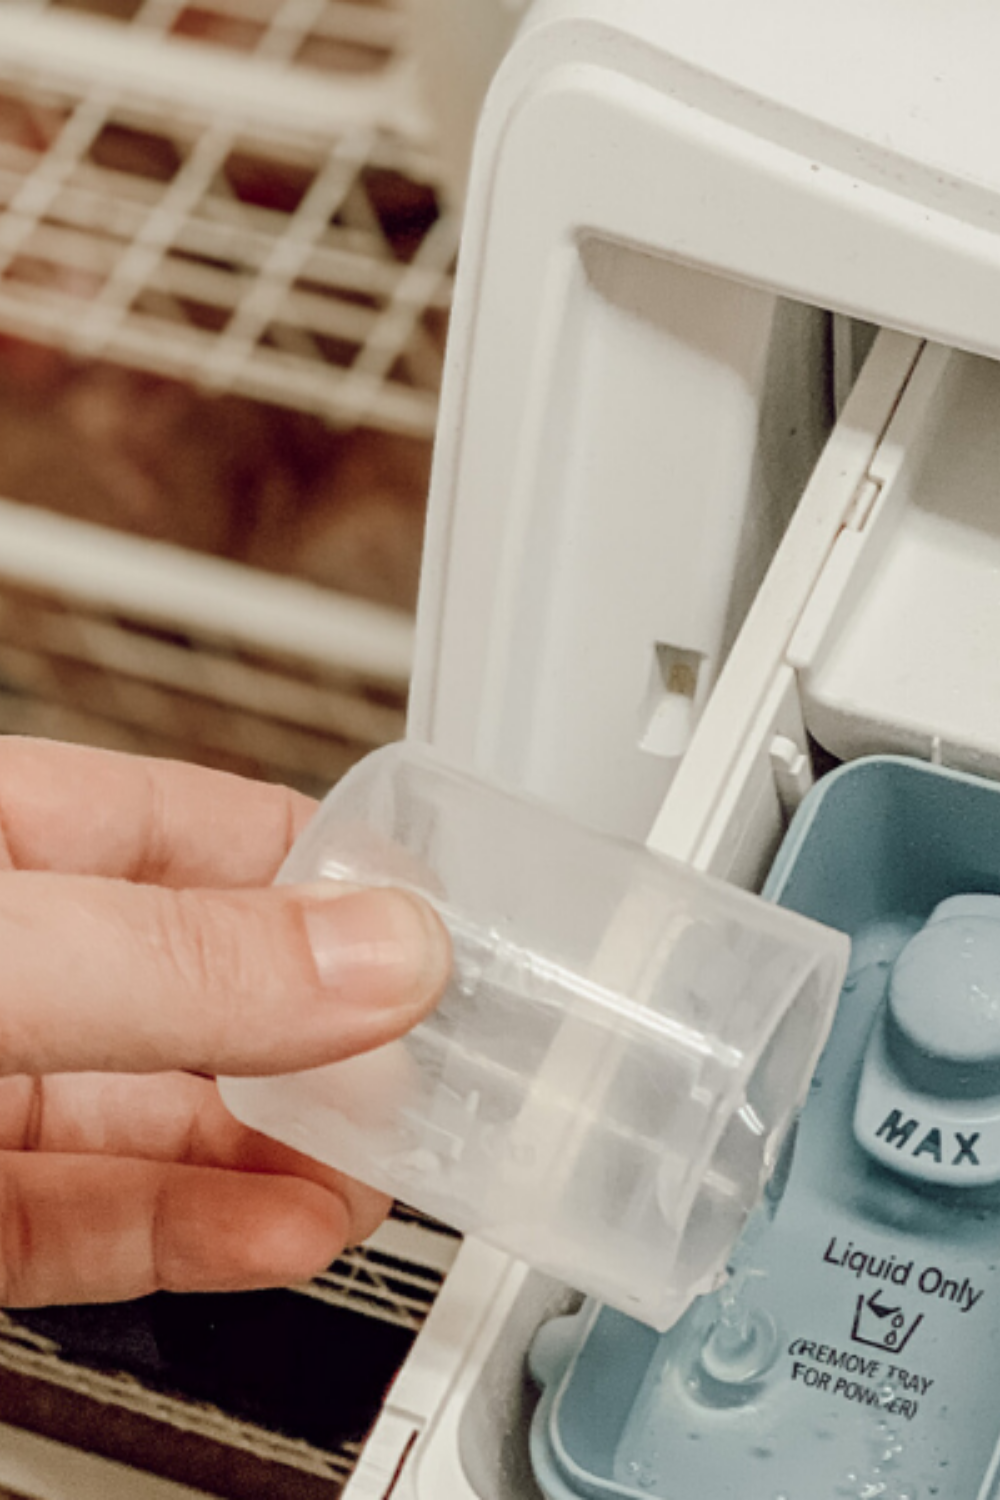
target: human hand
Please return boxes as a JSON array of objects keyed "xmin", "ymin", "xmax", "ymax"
[{"xmin": 0, "ymin": 739, "xmax": 450, "ymax": 1308}]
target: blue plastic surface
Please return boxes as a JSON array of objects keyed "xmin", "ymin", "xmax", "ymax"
[{"xmin": 529, "ymin": 757, "xmax": 1000, "ymax": 1500}]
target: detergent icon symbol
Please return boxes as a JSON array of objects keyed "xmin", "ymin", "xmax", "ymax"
[{"xmin": 851, "ymin": 1289, "xmax": 923, "ymax": 1353}]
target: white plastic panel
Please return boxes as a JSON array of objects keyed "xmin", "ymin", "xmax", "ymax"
[
  {"xmin": 649, "ymin": 330, "xmax": 925, "ymax": 879},
  {"xmin": 414, "ymin": 219, "xmax": 832, "ymax": 841},
  {"xmin": 791, "ymin": 344, "xmax": 1000, "ymax": 777},
  {"xmin": 474, "ymin": 9, "xmax": 1000, "ymax": 360},
  {"xmin": 526, "ymin": 0, "xmax": 1000, "ymax": 241},
  {"xmin": 414, "ymin": 3, "xmax": 1000, "ymax": 846},
  {"xmin": 343, "ymin": 1240, "xmax": 542, "ymax": 1500}
]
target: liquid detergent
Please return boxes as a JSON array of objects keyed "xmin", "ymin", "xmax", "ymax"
[{"xmin": 529, "ymin": 757, "xmax": 1000, "ymax": 1500}]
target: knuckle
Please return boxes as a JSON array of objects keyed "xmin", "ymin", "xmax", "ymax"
[
  {"xmin": 144, "ymin": 892, "xmax": 247, "ymax": 1053},
  {"xmin": 148, "ymin": 890, "xmax": 249, "ymax": 998},
  {"xmin": 134, "ymin": 759, "xmax": 172, "ymax": 884},
  {"xmin": 153, "ymin": 889, "xmax": 219, "ymax": 993},
  {"xmin": 148, "ymin": 1175, "xmax": 169, "ymax": 1293},
  {"xmin": 144, "ymin": 891, "xmax": 308, "ymax": 1065},
  {"xmin": 0, "ymin": 1008, "xmax": 25, "ymax": 1078},
  {"xmin": 0, "ymin": 1167, "xmax": 32, "ymax": 1305}
]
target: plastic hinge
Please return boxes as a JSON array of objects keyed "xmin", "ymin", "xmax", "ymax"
[
  {"xmin": 769, "ymin": 732, "xmax": 813, "ymax": 817},
  {"xmin": 842, "ymin": 475, "xmax": 883, "ymax": 532}
]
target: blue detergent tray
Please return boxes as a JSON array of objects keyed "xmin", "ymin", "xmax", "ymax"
[{"xmin": 529, "ymin": 757, "xmax": 1000, "ymax": 1500}]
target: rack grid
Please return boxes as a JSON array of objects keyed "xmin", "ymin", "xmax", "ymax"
[
  {"xmin": 0, "ymin": 1208, "xmax": 461, "ymax": 1497},
  {"xmin": 0, "ymin": 0, "xmax": 455, "ymax": 789}
]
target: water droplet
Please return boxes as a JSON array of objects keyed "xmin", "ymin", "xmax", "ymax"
[
  {"xmin": 699, "ymin": 1301, "xmax": 779, "ymax": 1389},
  {"xmin": 624, "ymin": 1456, "xmax": 658, "ymax": 1491},
  {"xmin": 843, "ymin": 974, "xmax": 859, "ymax": 993},
  {"xmin": 752, "ymin": 1446, "xmax": 775, "ymax": 1460}
]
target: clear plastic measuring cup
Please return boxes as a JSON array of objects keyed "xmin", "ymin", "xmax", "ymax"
[{"xmin": 220, "ymin": 743, "xmax": 848, "ymax": 1329}]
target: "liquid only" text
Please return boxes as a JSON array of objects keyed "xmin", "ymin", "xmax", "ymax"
[{"xmin": 822, "ymin": 1237, "xmax": 984, "ymax": 1313}]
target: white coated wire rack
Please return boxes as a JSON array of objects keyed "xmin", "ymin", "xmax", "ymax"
[
  {"xmin": 0, "ymin": 0, "xmax": 454, "ymax": 435},
  {"xmin": 0, "ymin": 5, "xmax": 454, "ymax": 437},
  {"xmin": 0, "ymin": 499, "xmax": 416, "ymax": 792},
  {"xmin": 0, "ymin": 12, "xmax": 462, "ymax": 1489},
  {"xmin": 0, "ymin": 0, "xmax": 456, "ymax": 790},
  {"xmin": 0, "ymin": 1309, "xmax": 367, "ymax": 1492},
  {"xmin": 22, "ymin": 0, "xmax": 406, "ymax": 73},
  {"xmin": 299, "ymin": 1212, "xmax": 459, "ymax": 1331},
  {"xmin": 0, "ymin": 10, "xmax": 461, "ymax": 1488},
  {"xmin": 0, "ymin": 1213, "xmax": 461, "ymax": 1497}
]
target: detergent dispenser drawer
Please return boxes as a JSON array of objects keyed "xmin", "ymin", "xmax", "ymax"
[{"xmin": 530, "ymin": 757, "xmax": 1000, "ymax": 1500}]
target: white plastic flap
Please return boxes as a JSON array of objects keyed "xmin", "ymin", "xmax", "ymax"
[{"xmin": 789, "ymin": 344, "xmax": 1000, "ymax": 777}]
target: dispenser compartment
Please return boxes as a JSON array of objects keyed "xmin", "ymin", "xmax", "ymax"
[
  {"xmin": 529, "ymin": 756, "xmax": 1000, "ymax": 1500},
  {"xmin": 347, "ymin": 328, "xmax": 1000, "ymax": 1500}
]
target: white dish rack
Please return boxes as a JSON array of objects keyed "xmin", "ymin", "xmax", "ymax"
[{"xmin": 0, "ymin": 0, "xmax": 457, "ymax": 792}]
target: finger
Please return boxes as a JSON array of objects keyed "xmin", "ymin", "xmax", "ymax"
[
  {"xmin": 0, "ymin": 1072, "xmax": 391, "ymax": 1244},
  {"xmin": 0, "ymin": 1152, "xmax": 353, "ymax": 1306},
  {"xmin": 0, "ymin": 737, "xmax": 315, "ymax": 885},
  {"xmin": 0, "ymin": 874, "xmax": 450, "ymax": 1076}
]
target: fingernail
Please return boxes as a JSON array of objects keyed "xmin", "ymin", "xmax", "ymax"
[{"xmin": 299, "ymin": 887, "xmax": 451, "ymax": 1013}]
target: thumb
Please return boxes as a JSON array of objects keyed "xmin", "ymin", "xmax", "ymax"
[{"xmin": 0, "ymin": 873, "xmax": 451, "ymax": 1076}]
